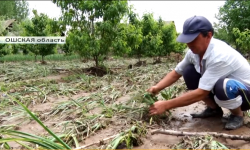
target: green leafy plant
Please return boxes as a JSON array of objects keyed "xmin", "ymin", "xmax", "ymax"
[
  {"xmin": 0, "ymin": 129, "xmax": 69, "ymax": 149},
  {"xmin": 142, "ymin": 93, "xmax": 158, "ymax": 105},
  {"xmin": 106, "ymin": 124, "xmax": 146, "ymax": 149},
  {"xmin": 142, "ymin": 92, "xmax": 171, "ymax": 124},
  {"xmin": 0, "ymin": 93, "xmax": 71, "ymax": 149}
]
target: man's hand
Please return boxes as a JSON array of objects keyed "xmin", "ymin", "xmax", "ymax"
[
  {"xmin": 147, "ymin": 86, "xmax": 161, "ymax": 95},
  {"xmin": 149, "ymin": 100, "xmax": 168, "ymax": 115}
]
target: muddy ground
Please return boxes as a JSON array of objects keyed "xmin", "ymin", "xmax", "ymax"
[{"xmin": 1, "ymin": 58, "xmax": 250, "ymax": 149}]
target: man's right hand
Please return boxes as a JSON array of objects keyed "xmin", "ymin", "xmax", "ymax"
[{"xmin": 147, "ymin": 86, "xmax": 161, "ymax": 95}]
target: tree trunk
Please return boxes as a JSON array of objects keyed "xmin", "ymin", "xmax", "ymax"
[
  {"xmin": 91, "ymin": 10, "xmax": 95, "ymax": 36},
  {"xmin": 91, "ymin": 19, "xmax": 94, "ymax": 36},
  {"xmin": 35, "ymin": 55, "xmax": 37, "ymax": 62},
  {"xmin": 94, "ymin": 56, "xmax": 98, "ymax": 67}
]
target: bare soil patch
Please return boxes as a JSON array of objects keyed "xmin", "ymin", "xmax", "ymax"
[
  {"xmin": 83, "ymin": 66, "xmax": 112, "ymax": 77},
  {"xmin": 39, "ymin": 73, "xmax": 70, "ymax": 81}
]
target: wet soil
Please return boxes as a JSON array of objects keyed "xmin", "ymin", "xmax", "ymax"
[{"xmin": 68, "ymin": 94, "xmax": 250, "ymax": 149}]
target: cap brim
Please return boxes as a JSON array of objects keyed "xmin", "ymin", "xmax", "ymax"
[{"xmin": 176, "ymin": 32, "xmax": 200, "ymax": 43}]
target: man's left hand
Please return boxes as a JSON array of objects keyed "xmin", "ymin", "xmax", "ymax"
[{"xmin": 149, "ymin": 100, "xmax": 168, "ymax": 115}]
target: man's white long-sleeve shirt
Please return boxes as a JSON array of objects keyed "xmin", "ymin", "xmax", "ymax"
[{"xmin": 175, "ymin": 38, "xmax": 250, "ymax": 91}]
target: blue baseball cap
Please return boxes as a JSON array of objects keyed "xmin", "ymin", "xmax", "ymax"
[{"xmin": 177, "ymin": 16, "xmax": 213, "ymax": 43}]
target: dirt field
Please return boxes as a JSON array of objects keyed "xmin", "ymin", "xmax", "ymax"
[{"xmin": 1, "ymin": 58, "xmax": 250, "ymax": 149}]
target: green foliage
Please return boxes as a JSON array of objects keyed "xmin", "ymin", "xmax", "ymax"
[
  {"xmin": 61, "ymin": 36, "xmax": 72, "ymax": 55},
  {"xmin": 0, "ymin": 0, "xmax": 29, "ymax": 21},
  {"xmin": 0, "ymin": 18, "xmax": 8, "ymax": 57},
  {"xmin": 0, "ymin": 2, "xmax": 186, "ymax": 62},
  {"xmin": 233, "ymin": 28, "xmax": 250, "ymax": 54},
  {"xmin": 213, "ymin": 23, "xmax": 231, "ymax": 45},
  {"xmin": 22, "ymin": 10, "xmax": 64, "ymax": 61},
  {"xmin": 8, "ymin": 20, "xmax": 29, "ymax": 54},
  {"xmin": 106, "ymin": 125, "xmax": 146, "ymax": 149},
  {"xmin": 112, "ymin": 22, "xmax": 143, "ymax": 57},
  {"xmin": 1, "ymin": 94, "xmax": 71, "ymax": 149},
  {"xmin": 0, "ymin": 18, "xmax": 5, "ymax": 35},
  {"xmin": 112, "ymin": 23, "xmax": 130, "ymax": 56},
  {"xmin": 53, "ymin": 0, "xmax": 128, "ymax": 67},
  {"xmin": 126, "ymin": 12, "xmax": 185, "ymax": 60},
  {"xmin": 216, "ymin": 0, "xmax": 250, "ymax": 50},
  {"xmin": 128, "ymin": 6, "xmax": 140, "ymax": 26},
  {"xmin": 160, "ymin": 22, "xmax": 176, "ymax": 54},
  {"xmin": 143, "ymin": 93, "xmax": 158, "ymax": 105},
  {"xmin": 0, "ymin": 45, "xmax": 13, "ymax": 57},
  {"xmin": 140, "ymin": 13, "xmax": 159, "ymax": 58},
  {"xmin": 14, "ymin": 0, "xmax": 29, "ymax": 21},
  {"xmin": 66, "ymin": 29, "xmax": 95, "ymax": 61},
  {"xmin": 217, "ymin": 0, "xmax": 250, "ymax": 32},
  {"xmin": 129, "ymin": 13, "xmax": 159, "ymax": 59},
  {"xmin": 174, "ymin": 33, "xmax": 187, "ymax": 53},
  {"xmin": 141, "ymin": 13, "xmax": 158, "ymax": 36}
]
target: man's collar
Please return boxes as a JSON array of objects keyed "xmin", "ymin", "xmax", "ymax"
[{"xmin": 202, "ymin": 37, "xmax": 214, "ymax": 60}]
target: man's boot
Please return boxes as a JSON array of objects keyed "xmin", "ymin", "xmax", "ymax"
[
  {"xmin": 191, "ymin": 107, "xmax": 223, "ymax": 118},
  {"xmin": 222, "ymin": 114, "xmax": 244, "ymax": 130}
]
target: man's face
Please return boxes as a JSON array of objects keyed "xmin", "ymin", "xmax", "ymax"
[{"xmin": 186, "ymin": 32, "xmax": 212, "ymax": 55}]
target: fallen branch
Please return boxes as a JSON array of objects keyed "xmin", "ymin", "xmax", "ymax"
[
  {"xmin": 151, "ymin": 129, "xmax": 250, "ymax": 141},
  {"xmin": 75, "ymin": 134, "xmax": 119, "ymax": 149}
]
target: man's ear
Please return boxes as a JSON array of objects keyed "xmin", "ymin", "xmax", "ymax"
[{"xmin": 207, "ymin": 31, "xmax": 213, "ymax": 39}]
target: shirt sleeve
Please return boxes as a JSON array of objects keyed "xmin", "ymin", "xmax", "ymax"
[
  {"xmin": 199, "ymin": 61, "xmax": 234, "ymax": 91},
  {"xmin": 174, "ymin": 50, "xmax": 192, "ymax": 75}
]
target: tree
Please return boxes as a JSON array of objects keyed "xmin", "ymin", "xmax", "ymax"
[
  {"xmin": 213, "ymin": 22, "xmax": 231, "ymax": 45},
  {"xmin": 111, "ymin": 7, "xmax": 143, "ymax": 60},
  {"xmin": 14, "ymin": 0, "xmax": 29, "ymax": 21},
  {"xmin": 216, "ymin": 0, "xmax": 250, "ymax": 50},
  {"xmin": 112, "ymin": 22, "xmax": 142, "ymax": 58},
  {"xmin": 172, "ymin": 32, "xmax": 186, "ymax": 54},
  {"xmin": 53, "ymin": 0, "xmax": 128, "ymax": 67},
  {"xmin": 160, "ymin": 22, "xmax": 176, "ymax": 55},
  {"xmin": 0, "ymin": 18, "xmax": 12, "ymax": 57},
  {"xmin": 125, "ymin": 11, "xmax": 185, "ymax": 62},
  {"xmin": 111, "ymin": 23, "xmax": 130, "ymax": 57},
  {"xmin": 0, "ymin": 45, "xmax": 12, "ymax": 57},
  {"xmin": 115, "ymin": 9, "xmax": 143, "ymax": 60},
  {"xmin": 233, "ymin": 28, "xmax": 250, "ymax": 55},
  {"xmin": 60, "ymin": 34, "xmax": 72, "ymax": 55},
  {"xmin": 137, "ymin": 13, "xmax": 159, "ymax": 61},
  {"xmin": 0, "ymin": 0, "xmax": 29, "ymax": 21},
  {"xmin": 150, "ymin": 20, "xmax": 186, "ymax": 61},
  {"xmin": 23, "ymin": 10, "xmax": 63, "ymax": 62},
  {"xmin": 0, "ymin": 1, "xmax": 29, "ymax": 56}
]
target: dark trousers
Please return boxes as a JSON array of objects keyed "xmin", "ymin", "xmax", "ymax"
[{"xmin": 182, "ymin": 64, "xmax": 250, "ymax": 111}]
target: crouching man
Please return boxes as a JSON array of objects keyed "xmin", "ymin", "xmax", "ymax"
[{"xmin": 147, "ymin": 16, "xmax": 250, "ymax": 130}]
